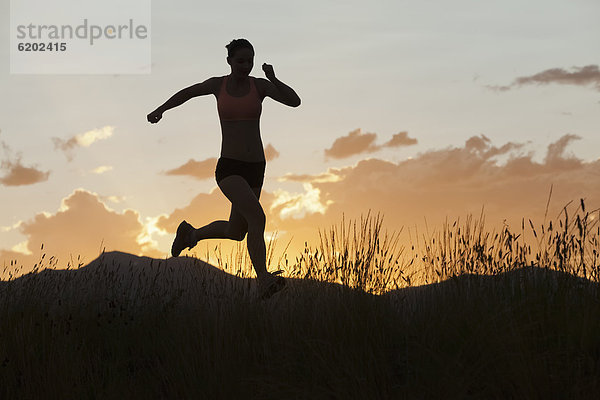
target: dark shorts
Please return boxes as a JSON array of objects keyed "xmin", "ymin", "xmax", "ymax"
[{"xmin": 215, "ymin": 157, "xmax": 266, "ymax": 188}]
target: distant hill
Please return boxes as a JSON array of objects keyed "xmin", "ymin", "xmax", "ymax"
[
  {"xmin": 0, "ymin": 251, "xmax": 354, "ymax": 312},
  {"xmin": 2, "ymin": 251, "xmax": 600, "ymax": 398},
  {"xmin": 1, "ymin": 250, "xmax": 598, "ymax": 313},
  {"xmin": 0, "ymin": 251, "xmax": 252, "ymax": 311},
  {"xmin": 383, "ymin": 264, "xmax": 599, "ymax": 313}
]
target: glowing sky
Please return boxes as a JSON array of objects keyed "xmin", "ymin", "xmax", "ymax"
[{"xmin": 1, "ymin": 0, "xmax": 599, "ymax": 276}]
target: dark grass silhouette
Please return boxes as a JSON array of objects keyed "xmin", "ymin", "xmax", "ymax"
[
  {"xmin": 2, "ymin": 255, "xmax": 600, "ymax": 398},
  {"xmin": 0, "ymin": 250, "xmax": 353, "ymax": 315},
  {"xmin": 1, "ymin": 203, "xmax": 600, "ymax": 399}
]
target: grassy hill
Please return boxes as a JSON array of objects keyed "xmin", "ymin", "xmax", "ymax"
[{"xmin": 1, "ymin": 249, "xmax": 599, "ymax": 399}]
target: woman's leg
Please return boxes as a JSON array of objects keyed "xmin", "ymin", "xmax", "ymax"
[
  {"xmin": 191, "ymin": 182, "xmax": 261, "ymax": 242},
  {"xmin": 192, "ymin": 208, "xmax": 249, "ymax": 242},
  {"xmin": 207, "ymin": 175, "xmax": 267, "ymax": 278}
]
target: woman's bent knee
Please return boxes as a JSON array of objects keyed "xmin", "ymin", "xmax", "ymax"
[
  {"xmin": 225, "ymin": 227, "xmax": 247, "ymax": 241},
  {"xmin": 230, "ymin": 231, "xmax": 247, "ymax": 241}
]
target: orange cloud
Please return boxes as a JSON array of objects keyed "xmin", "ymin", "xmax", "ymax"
[
  {"xmin": 325, "ymin": 128, "xmax": 417, "ymax": 160},
  {"xmin": 306, "ymin": 134, "xmax": 600, "ymax": 235},
  {"xmin": 486, "ymin": 64, "xmax": 600, "ymax": 92},
  {"xmin": 383, "ymin": 131, "xmax": 418, "ymax": 148},
  {"xmin": 0, "ymin": 139, "xmax": 49, "ymax": 186},
  {"xmin": 264, "ymin": 143, "xmax": 280, "ymax": 161},
  {"xmin": 0, "ymin": 158, "xmax": 50, "ymax": 186},
  {"xmin": 263, "ymin": 133, "xmax": 598, "ymax": 260},
  {"xmin": 325, "ymin": 128, "xmax": 379, "ymax": 159},
  {"xmin": 1, "ymin": 189, "xmax": 162, "ymax": 274}
]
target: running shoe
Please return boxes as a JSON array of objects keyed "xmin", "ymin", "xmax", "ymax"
[
  {"xmin": 258, "ymin": 272, "xmax": 286, "ymax": 299},
  {"xmin": 171, "ymin": 220, "xmax": 195, "ymax": 257}
]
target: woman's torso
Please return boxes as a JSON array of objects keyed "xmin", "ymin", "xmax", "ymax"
[{"xmin": 214, "ymin": 75, "xmax": 265, "ymax": 162}]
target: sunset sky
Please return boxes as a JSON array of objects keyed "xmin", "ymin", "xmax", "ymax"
[{"xmin": 1, "ymin": 0, "xmax": 599, "ymax": 277}]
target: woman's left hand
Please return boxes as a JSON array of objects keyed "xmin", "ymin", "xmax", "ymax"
[{"xmin": 262, "ymin": 63, "xmax": 276, "ymax": 81}]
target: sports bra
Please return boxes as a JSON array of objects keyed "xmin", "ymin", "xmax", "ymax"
[{"xmin": 217, "ymin": 75, "xmax": 263, "ymax": 121}]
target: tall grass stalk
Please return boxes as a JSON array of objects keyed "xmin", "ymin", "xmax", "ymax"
[
  {"xmin": 405, "ymin": 198, "xmax": 600, "ymax": 288},
  {"xmin": 289, "ymin": 211, "xmax": 409, "ymax": 294}
]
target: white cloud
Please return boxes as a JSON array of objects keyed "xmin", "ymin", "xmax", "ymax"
[
  {"xmin": 76, "ymin": 127, "xmax": 114, "ymax": 147},
  {"xmin": 271, "ymin": 183, "xmax": 332, "ymax": 220},
  {"xmin": 1, "ymin": 221, "xmax": 22, "ymax": 232},
  {"xmin": 137, "ymin": 215, "xmax": 169, "ymax": 253},
  {"xmin": 278, "ymin": 171, "xmax": 343, "ymax": 183},
  {"xmin": 100, "ymin": 195, "xmax": 128, "ymax": 204},
  {"xmin": 53, "ymin": 126, "xmax": 115, "ymax": 161},
  {"xmin": 11, "ymin": 241, "xmax": 32, "ymax": 255},
  {"xmin": 91, "ymin": 165, "xmax": 113, "ymax": 174}
]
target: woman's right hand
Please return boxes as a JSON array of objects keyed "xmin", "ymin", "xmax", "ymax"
[{"xmin": 147, "ymin": 109, "xmax": 163, "ymax": 124}]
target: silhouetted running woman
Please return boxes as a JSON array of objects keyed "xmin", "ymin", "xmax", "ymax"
[{"xmin": 147, "ymin": 39, "xmax": 301, "ymax": 298}]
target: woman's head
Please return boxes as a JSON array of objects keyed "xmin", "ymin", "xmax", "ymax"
[
  {"xmin": 226, "ymin": 38, "xmax": 254, "ymax": 77},
  {"xmin": 225, "ymin": 38, "xmax": 254, "ymax": 58}
]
